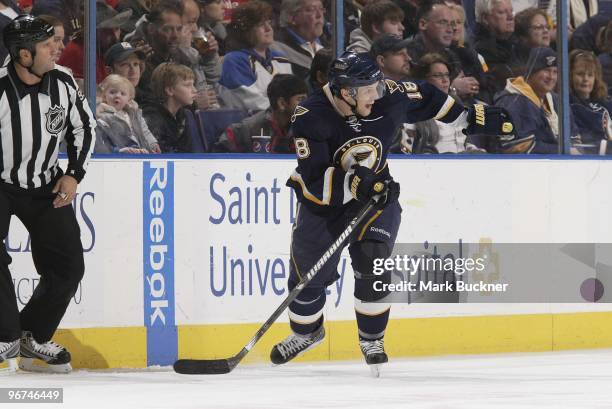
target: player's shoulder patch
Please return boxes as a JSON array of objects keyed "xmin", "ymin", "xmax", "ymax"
[{"xmin": 291, "ymin": 105, "xmax": 310, "ymax": 123}]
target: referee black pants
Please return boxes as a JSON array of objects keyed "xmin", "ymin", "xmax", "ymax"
[{"xmin": 0, "ymin": 182, "xmax": 84, "ymax": 343}]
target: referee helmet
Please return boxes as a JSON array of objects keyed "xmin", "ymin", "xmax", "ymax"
[{"xmin": 3, "ymin": 14, "xmax": 55, "ymax": 61}]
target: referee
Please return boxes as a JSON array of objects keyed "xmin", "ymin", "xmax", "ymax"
[{"xmin": 0, "ymin": 15, "xmax": 95, "ymax": 373}]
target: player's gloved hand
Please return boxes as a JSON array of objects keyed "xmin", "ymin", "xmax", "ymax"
[
  {"xmin": 373, "ymin": 179, "xmax": 400, "ymax": 210},
  {"xmin": 464, "ymin": 104, "xmax": 515, "ymax": 136},
  {"xmin": 349, "ymin": 165, "xmax": 386, "ymax": 203}
]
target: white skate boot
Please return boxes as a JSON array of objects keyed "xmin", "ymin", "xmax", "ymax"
[{"xmin": 19, "ymin": 331, "xmax": 72, "ymax": 373}]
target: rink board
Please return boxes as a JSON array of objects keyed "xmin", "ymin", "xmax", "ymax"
[{"xmin": 5, "ymin": 156, "xmax": 612, "ymax": 369}]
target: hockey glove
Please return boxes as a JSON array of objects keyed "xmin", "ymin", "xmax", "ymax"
[
  {"xmin": 349, "ymin": 165, "xmax": 386, "ymax": 203},
  {"xmin": 373, "ymin": 179, "xmax": 400, "ymax": 210},
  {"xmin": 464, "ymin": 104, "xmax": 515, "ymax": 136}
]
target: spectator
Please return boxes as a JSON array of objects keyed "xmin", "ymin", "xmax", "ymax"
[
  {"xmin": 370, "ymin": 34, "xmax": 412, "ymax": 81},
  {"xmin": 218, "ymin": 1, "xmax": 292, "ymax": 112},
  {"xmin": 104, "ymin": 42, "xmax": 146, "ymax": 98},
  {"xmin": 0, "ymin": 0, "xmax": 20, "ymax": 63},
  {"xmin": 38, "ymin": 14, "xmax": 66, "ymax": 62},
  {"xmin": 569, "ymin": 0, "xmax": 612, "ymax": 54},
  {"xmin": 598, "ymin": 21, "xmax": 612, "ymax": 94},
  {"xmin": 407, "ymin": 1, "xmax": 483, "ymax": 104},
  {"xmin": 346, "ymin": 0, "xmax": 405, "ymax": 53},
  {"xmin": 31, "ymin": 0, "xmax": 82, "ymax": 39},
  {"xmin": 142, "ymin": 62, "xmax": 195, "ymax": 153},
  {"xmin": 177, "ymin": 0, "xmax": 220, "ymax": 110},
  {"xmin": 271, "ymin": 0, "xmax": 327, "ymax": 78},
  {"xmin": 95, "ymin": 74, "xmax": 161, "ymax": 154},
  {"xmin": 473, "ymin": 0, "xmax": 518, "ymax": 95},
  {"xmin": 406, "ymin": 53, "xmax": 485, "ymax": 154},
  {"xmin": 307, "ymin": 47, "xmax": 332, "ymax": 93},
  {"xmin": 180, "ymin": 0, "xmax": 221, "ymax": 87},
  {"xmin": 216, "ymin": 73, "xmax": 307, "ymax": 153},
  {"xmin": 57, "ymin": 0, "xmax": 132, "ymax": 84},
  {"xmin": 390, "ymin": 0, "xmax": 422, "ymax": 39},
  {"xmin": 115, "ymin": 0, "xmax": 151, "ymax": 34},
  {"xmin": 512, "ymin": 8, "xmax": 551, "ymax": 76},
  {"xmin": 542, "ymin": 0, "xmax": 599, "ymax": 36},
  {"xmin": 446, "ymin": 2, "xmax": 493, "ymax": 104},
  {"xmin": 495, "ymin": 47, "xmax": 578, "ymax": 154},
  {"xmin": 197, "ymin": 0, "xmax": 227, "ymax": 54},
  {"xmin": 569, "ymin": 50, "xmax": 612, "ymax": 152},
  {"xmin": 125, "ymin": 0, "xmax": 202, "ymax": 106}
]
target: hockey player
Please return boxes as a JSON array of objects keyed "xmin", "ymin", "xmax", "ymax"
[{"xmin": 270, "ymin": 51, "xmax": 513, "ymax": 374}]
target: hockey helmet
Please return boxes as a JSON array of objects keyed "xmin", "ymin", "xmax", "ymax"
[
  {"xmin": 328, "ymin": 51, "xmax": 385, "ymax": 99},
  {"xmin": 3, "ymin": 15, "xmax": 55, "ymax": 61}
]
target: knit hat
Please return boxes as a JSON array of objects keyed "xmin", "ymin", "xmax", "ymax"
[{"xmin": 525, "ymin": 47, "xmax": 557, "ymax": 78}]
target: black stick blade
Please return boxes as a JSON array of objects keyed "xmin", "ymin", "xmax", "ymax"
[{"xmin": 173, "ymin": 358, "xmax": 235, "ymax": 375}]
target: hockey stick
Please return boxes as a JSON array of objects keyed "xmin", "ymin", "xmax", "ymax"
[{"xmin": 174, "ymin": 196, "xmax": 380, "ymax": 374}]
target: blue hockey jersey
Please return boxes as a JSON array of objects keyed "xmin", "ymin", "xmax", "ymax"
[{"xmin": 287, "ymin": 79, "xmax": 466, "ymax": 213}]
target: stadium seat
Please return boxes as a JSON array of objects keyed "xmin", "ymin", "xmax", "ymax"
[
  {"xmin": 184, "ymin": 109, "xmax": 206, "ymax": 153},
  {"xmin": 197, "ymin": 109, "xmax": 248, "ymax": 152}
]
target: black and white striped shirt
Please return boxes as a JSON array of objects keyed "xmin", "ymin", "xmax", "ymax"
[{"xmin": 0, "ymin": 62, "xmax": 95, "ymax": 189}]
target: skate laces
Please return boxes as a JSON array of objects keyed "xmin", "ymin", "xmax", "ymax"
[
  {"xmin": 277, "ymin": 334, "xmax": 313, "ymax": 359},
  {"xmin": 360, "ymin": 339, "xmax": 384, "ymax": 356},
  {"xmin": 0, "ymin": 340, "xmax": 18, "ymax": 353},
  {"xmin": 30, "ymin": 339, "xmax": 64, "ymax": 357}
]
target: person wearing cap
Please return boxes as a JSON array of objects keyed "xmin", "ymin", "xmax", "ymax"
[
  {"xmin": 494, "ymin": 47, "xmax": 580, "ymax": 154},
  {"xmin": 346, "ymin": 0, "xmax": 405, "ymax": 54},
  {"xmin": 57, "ymin": 0, "xmax": 132, "ymax": 84},
  {"xmin": 104, "ymin": 42, "xmax": 146, "ymax": 100},
  {"xmin": 370, "ymin": 34, "xmax": 411, "ymax": 81}
]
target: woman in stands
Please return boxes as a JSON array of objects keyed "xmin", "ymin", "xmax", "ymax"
[
  {"xmin": 217, "ymin": 0, "xmax": 292, "ymax": 112},
  {"xmin": 569, "ymin": 49, "xmax": 612, "ymax": 154},
  {"xmin": 401, "ymin": 53, "xmax": 485, "ymax": 154}
]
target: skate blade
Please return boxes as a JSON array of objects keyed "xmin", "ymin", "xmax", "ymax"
[
  {"xmin": 368, "ymin": 363, "xmax": 382, "ymax": 378},
  {"xmin": 0, "ymin": 358, "xmax": 19, "ymax": 374},
  {"xmin": 19, "ymin": 358, "xmax": 72, "ymax": 373}
]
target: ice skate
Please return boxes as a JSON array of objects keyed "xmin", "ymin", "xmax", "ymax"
[
  {"xmin": 0, "ymin": 339, "xmax": 19, "ymax": 372},
  {"xmin": 360, "ymin": 337, "xmax": 388, "ymax": 377},
  {"xmin": 19, "ymin": 331, "xmax": 72, "ymax": 373},
  {"xmin": 270, "ymin": 326, "xmax": 325, "ymax": 365}
]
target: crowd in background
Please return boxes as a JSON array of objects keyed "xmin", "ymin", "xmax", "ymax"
[{"xmin": 0, "ymin": 0, "xmax": 610, "ymax": 154}]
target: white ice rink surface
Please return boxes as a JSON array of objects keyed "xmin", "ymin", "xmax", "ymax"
[{"xmin": 2, "ymin": 350, "xmax": 612, "ymax": 409}]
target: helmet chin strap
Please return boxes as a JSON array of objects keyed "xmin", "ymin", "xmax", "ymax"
[
  {"xmin": 15, "ymin": 50, "xmax": 43, "ymax": 80},
  {"xmin": 340, "ymin": 90, "xmax": 361, "ymax": 118}
]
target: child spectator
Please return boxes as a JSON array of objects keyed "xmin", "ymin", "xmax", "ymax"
[
  {"xmin": 215, "ymin": 73, "xmax": 308, "ymax": 153},
  {"xmin": 142, "ymin": 62, "xmax": 196, "ymax": 153},
  {"xmin": 95, "ymin": 74, "xmax": 161, "ymax": 154}
]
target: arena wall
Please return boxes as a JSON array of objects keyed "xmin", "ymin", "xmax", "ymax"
[{"xmin": 5, "ymin": 156, "xmax": 612, "ymax": 369}]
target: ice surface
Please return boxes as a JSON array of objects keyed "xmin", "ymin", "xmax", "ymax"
[{"xmin": 2, "ymin": 350, "xmax": 612, "ymax": 409}]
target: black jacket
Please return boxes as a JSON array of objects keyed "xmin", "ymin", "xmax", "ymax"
[{"xmin": 141, "ymin": 103, "xmax": 193, "ymax": 153}]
